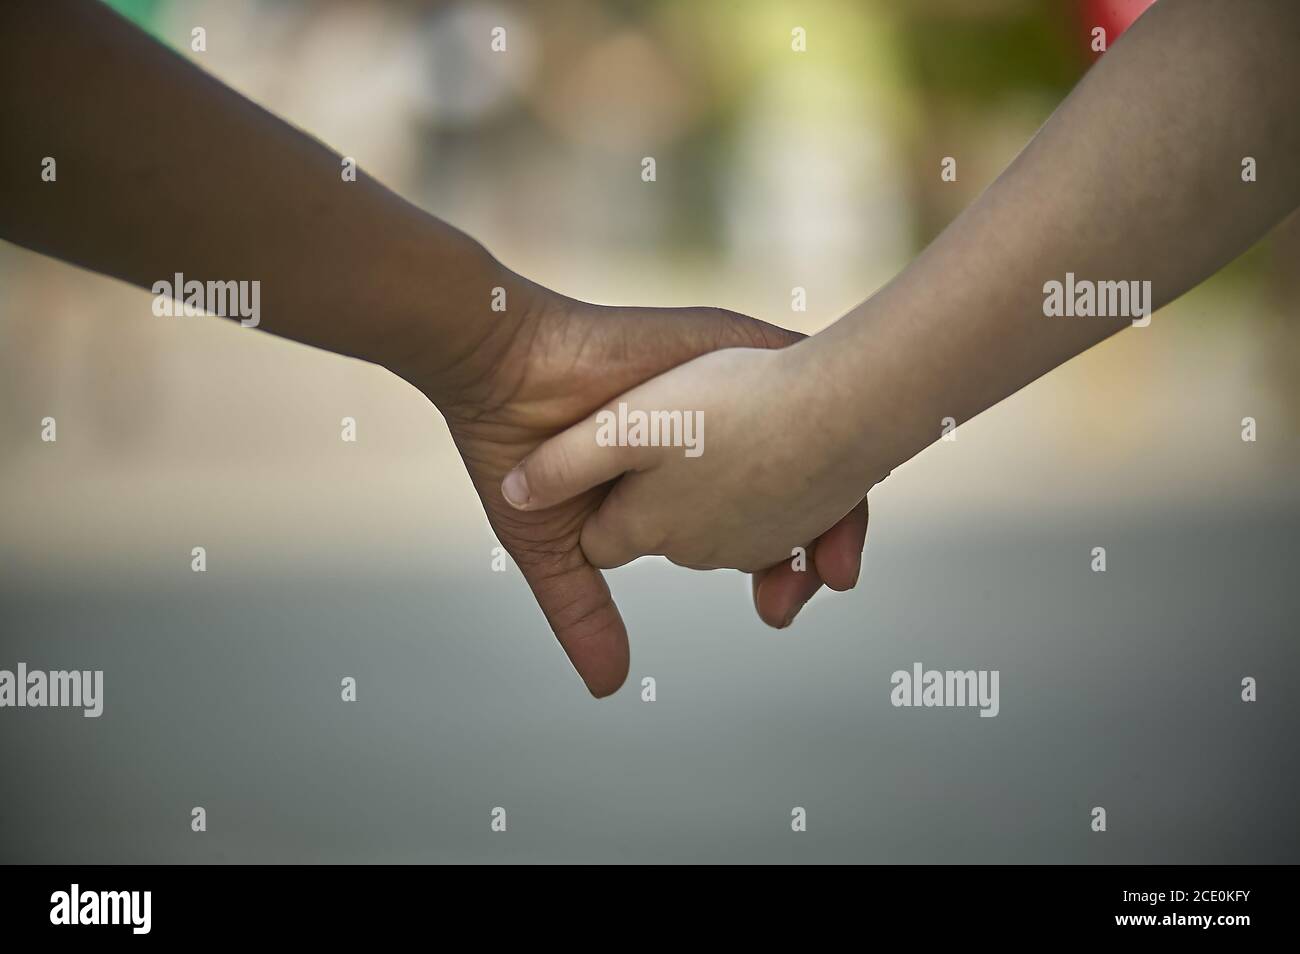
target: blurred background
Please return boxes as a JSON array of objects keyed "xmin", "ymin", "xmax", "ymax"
[{"xmin": 1, "ymin": 0, "xmax": 1297, "ymax": 863}]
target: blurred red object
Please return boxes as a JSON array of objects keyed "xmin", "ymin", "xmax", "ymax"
[{"xmin": 1080, "ymin": 0, "xmax": 1157, "ymax": 58}]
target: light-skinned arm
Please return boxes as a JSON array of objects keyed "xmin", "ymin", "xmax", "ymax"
[{"xmin": 506, "ymin": 0, "xmax": 1300, "ymax": 576}]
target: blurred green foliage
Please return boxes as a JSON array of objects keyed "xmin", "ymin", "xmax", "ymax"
[{"xmin": 899, "ymin": 7, "xmax": 1084, "ymax": 98}]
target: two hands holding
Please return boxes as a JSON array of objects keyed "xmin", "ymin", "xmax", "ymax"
[
  {"xmin": 4, "ymin": 0, "xmax": 1299, "ymax": 696},
  {"xmin": 403, "ymin": 283, "xmax": 875, "ymax": 697}
]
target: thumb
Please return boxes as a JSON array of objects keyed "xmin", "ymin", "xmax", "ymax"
[{"xmin": 501, "ymin": 411, "xmax": 648, "ymax": 512}]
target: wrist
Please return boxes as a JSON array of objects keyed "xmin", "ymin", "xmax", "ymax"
[
  {"xmin": 780, "ymin": 330, "xmax": 898, "ymax": 492},
  {"xmin": 376, "ymin": 228, "xmax": 549, "ymax": 411}
]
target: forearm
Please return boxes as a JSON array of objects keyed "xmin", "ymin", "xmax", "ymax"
[
  {"xmin": 809, "ymin": 0, "xmax": 1300, "ymax": 480},
  {"xmin": 0, "ymin": 0, "xmax": 513, "ymax": 391}
]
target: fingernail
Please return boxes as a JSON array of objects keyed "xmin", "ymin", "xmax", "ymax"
[{"xmin": 501, "ymin": 467, "xmax": 530, "ymax": 509}]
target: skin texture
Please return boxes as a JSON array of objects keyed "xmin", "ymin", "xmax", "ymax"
[
  {"xmin": 511, "ymin": 0, "xmax": 1300, "ymax": 573},
  {"xmin": 497, "ymin": 346, "xmax": 871, "ymax": 574},
  {"xmin": 0, "ymin": 0, "xmax": 867, "ymax": 698},
  {"xmin": 408, "ymin": 287, "xmax": 867, "ymax": 695}
]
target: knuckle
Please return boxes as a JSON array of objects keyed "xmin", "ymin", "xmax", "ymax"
[
  {"xmin": 626, "ymin": 511, "xmax": 667, "ymax": 557},
  {"xmin": 531, "ymin": 443, "xmax": 571, "ymax": 495},
  {"xmin": 581, "ymin": 521, "xmax": 622, "ymax": 569}
]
